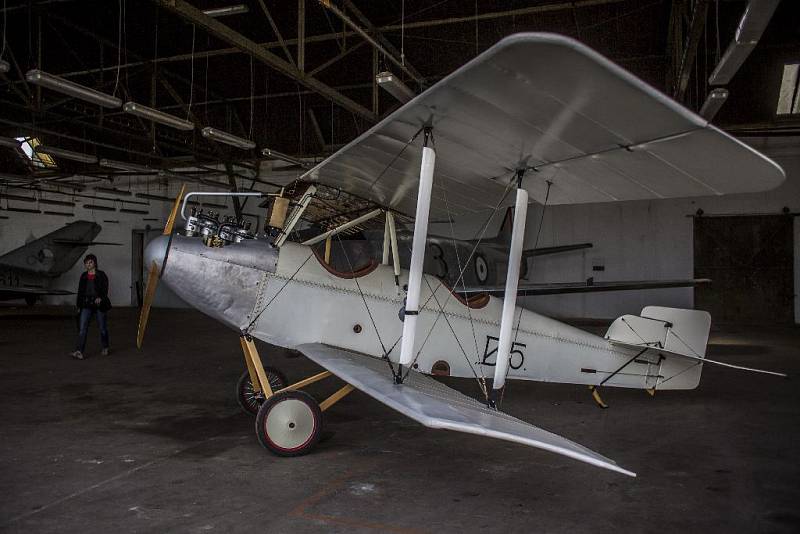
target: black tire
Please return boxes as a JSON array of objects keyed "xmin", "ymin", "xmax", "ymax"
[
  {"xmin": 255, "ymin": 390, "xmax": 322, "ymax": 457},
  {"xmin": 235, "ymin": 367, "xmax": 288, "ymax": 416}
]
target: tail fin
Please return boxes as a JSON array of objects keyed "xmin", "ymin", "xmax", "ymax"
[
  {"xmin": 605, "ymin": 306, "xmax": 711, "ymax": 390},
  {"xmin": 641, "ymin": 306, "xmax": 711, "ymax": 358},
  {"xmin": 606, "ymin": 306, "xmax": 711, "ymax": 358},
  {"xmin": 0, "ymin": 221, "xmax": 101, "ymax": 276}
]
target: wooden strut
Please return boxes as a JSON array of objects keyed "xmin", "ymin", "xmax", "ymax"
[
  {"xmin": 240, "ymin": 335, "xmax": 273, "ymax": 396},
  {"xmin": 239, "ymin": 337, "xmax": 354, "ymax": 410},
  {"xmin": 320, "ymin": 384, "xmax": 355, "ymax": 411}
]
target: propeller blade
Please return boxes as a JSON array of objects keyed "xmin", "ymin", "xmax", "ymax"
[
  {"xmin": 136, "ymin": 261, "xmax": 159, "ymax": 349},
  {"xmin": 163, "ymin": 184, "xmax": 187, "ymax": 236}
]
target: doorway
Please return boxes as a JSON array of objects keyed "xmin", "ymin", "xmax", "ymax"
[{"xmin": 694, "ymin": 215, "xmax": 794, "ymax": 324}]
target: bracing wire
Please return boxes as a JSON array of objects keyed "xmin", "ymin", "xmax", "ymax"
[
  {"xmin": 112, "ymin": 0, "xmax": 122, "ymax": 97},
  {"xmin": 244, "ymin": 251, "xmax": 315, "ymax": 332},
  {"xmin": 187, "ymin": 24, "xmax": 196, "ymax": 118},
  {"xmin": 249, "ymin": 55, "xmax": 254, "ymax": 140},
  {"xmin": 334, "ymin": 232, "xmax": 388, "ymax": 357},
  {"xmin": 437, "ymin": 165, "xmax": 487, "ymax": 392},
  {"xmin": 386, "ymin": 176, "xmax": 516, "ymax": 380},
  {"xmin": 1, "ymin": 0, "xmax": 7, "ymax": 60}
]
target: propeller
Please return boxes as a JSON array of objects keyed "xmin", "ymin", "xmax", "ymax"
[{"xmin": 136, "ymin": 184, "xmax": 186, "ymax": 349}]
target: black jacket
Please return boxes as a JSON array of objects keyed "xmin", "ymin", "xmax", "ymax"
[{"xmin": 76, "ymin": 270, "xmax": 112, "ymax": 311}]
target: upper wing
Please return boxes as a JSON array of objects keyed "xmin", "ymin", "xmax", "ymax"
[
  {"xmin": 302, "ymin": 33, "xmax": 784, "ymax": 219},
  {"xmin": 461, "ymin": 278, "xmax": 710, "ymax": 297},
  {"xmin": 296, "ymin": 342, "xmax": 635, "ymax": 477}
]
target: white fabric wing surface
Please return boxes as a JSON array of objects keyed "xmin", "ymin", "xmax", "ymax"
[
  {"xmin": 302, "ymin": 33, "xmax": 784, "ymax": 220},
  {"xmin": 297, "ymin": 342, "xmax": 636, "ymax": 477}
]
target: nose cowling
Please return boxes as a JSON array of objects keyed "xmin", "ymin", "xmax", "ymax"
[{"xmin": 144, "ymin": 235, "xmax": 170, "ymax": 273}]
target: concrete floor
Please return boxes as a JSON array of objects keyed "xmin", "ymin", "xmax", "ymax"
[{"xmin": 1, "ymin": 306, "xmax": 798, "ymax": 533}]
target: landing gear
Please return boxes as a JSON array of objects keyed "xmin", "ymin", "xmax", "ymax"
[
  {"xmin": 255, "ymin": 390, "xmax": 323, "ymax": 456},
  {"xmin": 236, "ymin": 367, "xmax": 288, "ymax": 416},
  {"xmin": 239, "ymin": 334, "xmax": 354, "ymax": 457}
]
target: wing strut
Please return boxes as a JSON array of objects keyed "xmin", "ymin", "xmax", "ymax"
[
  {"xmin": 386, "ymin": 211, "xmax": 401, "ymax": 290},
  {"xmin": 398, "ymin": 127, "xmax": 435, "ymax": 375},
  {"xmin": 490, "ymin": 169, "xmax": 529, "ymax": 406}
]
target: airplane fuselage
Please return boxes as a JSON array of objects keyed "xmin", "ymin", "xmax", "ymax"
[{"xmin": 154, "ymin": 236, "xmax": 701, "ymax": 390}]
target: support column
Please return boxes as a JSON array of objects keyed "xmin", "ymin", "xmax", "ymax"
[
  {"xmin": 490, "ymin": 170, "xmax": 529, "ymax": 406},
  {"xmin": 398, "ymin": 128, "xmax": 435, "ymax": 370}
]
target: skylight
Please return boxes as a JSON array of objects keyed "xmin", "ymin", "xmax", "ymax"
[
  {"xmin": 776, "ymin": 63, "xmax": 799, "ymax": 115},
  {"xmin": 15, "ymin": 136, "xmax": 57, "ymax": 168}
]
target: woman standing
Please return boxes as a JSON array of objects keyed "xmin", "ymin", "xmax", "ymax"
[{"xmin": 70, "ymin": 254, "xmax": 112, "ymax": 359}]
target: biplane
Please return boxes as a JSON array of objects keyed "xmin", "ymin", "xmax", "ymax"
[{"xmin": 136, "ymin": 34, "xmax": 786, "ymax": 478}]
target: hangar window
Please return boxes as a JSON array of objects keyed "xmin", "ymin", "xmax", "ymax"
[
  {"xmin": 16, "ymin": 136, "xmax": 57, "ymax": 169},
  {"xmin": 776, "ymin": 63, "xmax": 799, "ymax": 115}
]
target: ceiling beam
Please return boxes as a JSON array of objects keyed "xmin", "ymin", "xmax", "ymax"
[
  {"xmin": 673, "ymin": 0, "xmax": 710, "ymax": 101},
  {"xmin": 55, "ymin": 0, "xmax": 630, "ymax": 80},
  {"xmin": 317, "ymin": 0, "xmax": 422, "ymax": 86},
  {"xmin": 341, "ymin": 0, "xmax": 423, "ymax": 84},
  {"xmin": 154, "ymin": 0, "xmax": 375, "ymax": 122}
]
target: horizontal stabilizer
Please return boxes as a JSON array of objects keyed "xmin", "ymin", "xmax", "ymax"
[
  {"xmin": 461, "ymin": 278, "xmax": 710, "ymax": 297},
  {"xmin": 297, "ymin": 342, "xmax": 635, "ymax": 477},
  {"xmin": 606, "ymin": 306, "xmax": 786, "ymax": 380}
]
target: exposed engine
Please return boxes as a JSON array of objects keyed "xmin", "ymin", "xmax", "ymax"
[{"xmin": 184, "ymin": 207, "xmax": 256, "ymax": 248}]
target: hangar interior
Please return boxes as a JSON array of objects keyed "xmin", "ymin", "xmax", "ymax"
[{"xmin": 1, "ymin": 1, "xmax": 799, "ymax": 532}]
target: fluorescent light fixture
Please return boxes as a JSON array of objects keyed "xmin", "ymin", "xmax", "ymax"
[
  {"xmin": 376, "ymin": 70, "xmax": 415, "ymax": 103},
  {"xmin": 202, "ymin": 4, "xmax": 249, "ymax": 17},
  {"xmin": 262, "ymin": 147, "xmax": 308, "ymax": 167},
  {"xmin": 0, "ymin": 59, "xmax": 9, "ymax": 73},
  {"xmin": 699, "ymin": 88, "xmax": 729, "ymax": 120},
  {"xmin": 123, "ymin": 102, "xmax": 194, "ymax": 131},
  {"xmin": 0, "ymin": 136, "xmax": 21, "ymax": 148},
  {"xmin": 26, "ymin": 69, "xmax": 122, "ymax": 108},
  {"xmin": 35, "ymin": 145, "xmax": 98, "ymax": 164},
  {"xmin": 99, "ymin": 158, "xmax": 153, "ymax": 173},
  {"xmin": 708, "ymin": 0, "xmax": 781, "ymax": 85},
  {"xmin": 201, "ymin": 127, "xmax": 256, "ymax": 149}
]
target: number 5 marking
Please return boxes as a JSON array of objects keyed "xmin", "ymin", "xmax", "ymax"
[{"xmin": 481, "ymin": 335, "xmax": 525, "ymax": 370}]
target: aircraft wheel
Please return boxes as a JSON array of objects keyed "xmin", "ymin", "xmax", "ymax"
[
  {"xmin": 236, "ymin": 367, "xmax": 288, "ymax": 416},
  {"xmin": 255, "ymin": 390, "xmax": 322, "ymax": 457}
]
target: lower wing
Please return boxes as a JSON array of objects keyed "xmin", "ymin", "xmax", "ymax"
[{"xmin": 296, "ymin": 343, "xmax": 635, "ymax": 477}]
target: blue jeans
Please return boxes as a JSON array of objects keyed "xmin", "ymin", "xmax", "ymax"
[{"xmin": 76, "ymin": 308, "xmax": 109, "ymax": 352}]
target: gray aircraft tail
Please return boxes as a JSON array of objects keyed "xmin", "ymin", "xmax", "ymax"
[{"xmin": 0, "ymin": 221, "xmax": 102, "ymax": 277}]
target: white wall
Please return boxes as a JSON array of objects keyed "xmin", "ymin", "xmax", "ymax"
[
  {"xmin": 0, "ymin": 180, "xmax": 177, "ymax": 307},
  {"xmin": 520, "ymin": 149, "xmax": 800, "ymax": 322}
]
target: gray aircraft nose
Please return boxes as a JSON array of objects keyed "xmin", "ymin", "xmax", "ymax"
[{"xmin": 144, "ymin": 235, "xmax": 170, "ymax": 272}]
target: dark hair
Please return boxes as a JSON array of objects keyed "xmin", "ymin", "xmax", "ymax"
[{"xmin": 84, "ymin": 254, "xmax": 98, "ymax": 266}]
